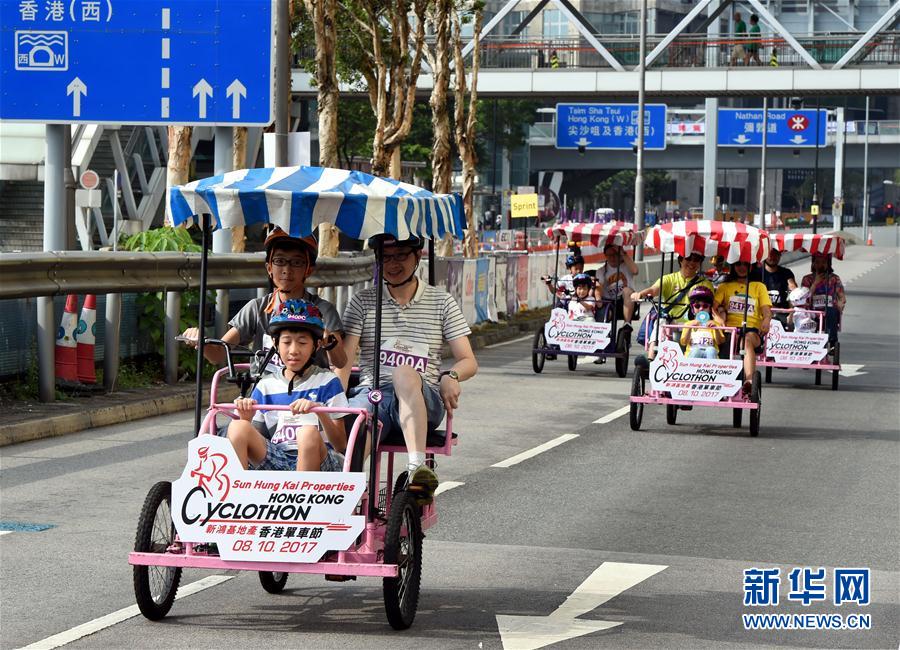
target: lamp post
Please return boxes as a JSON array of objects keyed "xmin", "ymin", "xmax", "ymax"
[
  {"xmin": 812, "ymin": 96, "xmax": 821, "ymax": 233},
  {"xmin": 633, "ymin": 0, "xmax": 648, "ymax": 261},
  {"xmin": 862, "ymin": 96, "xmax": 870, "ymax": 243}
]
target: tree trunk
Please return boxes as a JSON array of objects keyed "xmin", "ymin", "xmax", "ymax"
[
  {"xmin": 166, "ymin": 126, "xmax": 192, "ymax": 226},
  {"xmin": 231, "ymin": 127, "xmax": 248, "ymax": 252}
]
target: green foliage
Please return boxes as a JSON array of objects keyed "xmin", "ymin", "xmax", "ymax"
[
  {"xmin": 121, "ymin": 227, "xmax": 210, "ymax": 378},
  {"xmin": 593, "ymin": 170, "xmax": 673, "ymax": 205}
]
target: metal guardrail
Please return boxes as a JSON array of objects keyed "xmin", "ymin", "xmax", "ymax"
[{"xmin": 0, "ymin": 250, "xmax": 376, "ymax": 301}]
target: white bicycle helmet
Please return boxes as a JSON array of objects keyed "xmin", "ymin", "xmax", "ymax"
[{"xmin": 787, "ymin": 286, "xmax": 810, "ymax": 306}]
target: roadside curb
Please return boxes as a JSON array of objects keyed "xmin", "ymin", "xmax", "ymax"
[{"xmin": 0, "ymin": 312, "xmax": 549, "ymax": 448}]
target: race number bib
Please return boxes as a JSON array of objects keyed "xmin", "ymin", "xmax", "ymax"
[
  {"xmin": 811, "ymin": 293, "xmax": 833, "ymax": 309},
  {"xmin": 271, "ymin": 412, "xmax": 319, "ymax": 447},
  {"xmin": 379, "ymin": 337, "xmax": 429, "ymax": 376},
  {"xmin": 261, "ymin": 334, "xmax": 285, "ymax": 372},
  {"xmin": 691, "ymin": 331, "xmax": 716, "ymax": 348},
  {"xmin": 727, "ymin": 294, "xmax": 757, "ymax": 317}
]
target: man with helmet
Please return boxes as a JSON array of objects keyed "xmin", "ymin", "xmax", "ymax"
[
  {"xmin": 227, "ymin": 299, "xmax": 349, "ymax": 472},
  {"xmin": 596, "ymin": 243, "xmax": 638, "ymax": 327},
  {"xmin": 182, "ymin": 226, "xmax": 347, "ymax": 378},
  {"xmin": 341, "ymin": 235, "xmax": 478, "ymax": 503}
]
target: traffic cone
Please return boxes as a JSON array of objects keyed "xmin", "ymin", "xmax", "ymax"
[
  {"xmin": 866, "ymin": 232, "xmax": 873, "ymax": 246},
  {"xmin": 76, "ymin": 294, "xmax": 97, "ymax": 383},
  {"xmin": 55, "ymin": 295, "xmax": 79, "ymax": 383}
]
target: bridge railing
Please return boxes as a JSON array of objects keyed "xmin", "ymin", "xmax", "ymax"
[{"xmin": 477, "ymin": 32, "xmax": 900, "ymax": 70}]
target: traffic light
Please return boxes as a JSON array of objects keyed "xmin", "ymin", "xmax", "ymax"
[{"xmin": 887, "ymin": 203, "xmax": 895, "ymax": 218}]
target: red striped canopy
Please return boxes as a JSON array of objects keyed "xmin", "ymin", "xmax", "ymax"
[
  {"xmin": 545, "ymin": 221, "xmax": 643, "ymax": 248},
  {"xmin": 647, "ymin": 220, "xmax": 770, "ymax": 263},
  {"xmin": 771, "ymin": 233, "xmax": 844, "ymax": 260}
]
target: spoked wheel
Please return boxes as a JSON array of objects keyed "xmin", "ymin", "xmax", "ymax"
[
  {"xmin": 732, "ymin": 408, "xmax": 743, "ymax": 428},
  {"xmin": 666, "ymin": 404, "xmax": 678, "ymax": 425},
  {"xmin": 133, "ymin": 481, "xmax": 182, "ymax": 620},
  {"xmin": 831, "ymin": 342, "xmax": 840, "ymax": 391},
  {"xmin": 629, "ymin": 371, "xmax": 645, "ymax": 431},
  {"xmin": 615, "ymin": 329, "xmax": 630, "ymax": 378},
  {"xmin": 258, "ymin": 571, "xmax": 288, "ymax": 594},
  {"xmin": 567, "ymin": 354, "xmax": 578, "ymax": 371},
  {"xmin": 764, "ymin": 366, "xmax": 772, "ymax": 384},
  {"xmin": 383, "ymin": 491, "xmax": 423, "ymax": 630},
  {"xmin": 532, "ymin": 328, "xmax": 546, "ymax": 374},
  {"xmin": 749, "ymin": 371, "xmax": 762, "ymax": 437}
]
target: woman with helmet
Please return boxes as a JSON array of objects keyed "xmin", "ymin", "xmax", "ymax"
[
  {"xmin": 567, "ymin": 273, "xmax": 598, "ymax": 321},
  {"xmin": 800, "ymin": 253, "xmax": 845, "ymax": 342},
  {"xmin": 181, "ymin": 226, "xmax": 347, "ymax": 378},
  {"xmin": 227, "ymin": 299, "xmax": 349, "ymax": 472},
  {"xmin": 679, "ymin": 285, "xmax": 724, "ymax": 359}
]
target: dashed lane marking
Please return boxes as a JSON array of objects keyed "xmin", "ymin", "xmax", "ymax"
[
  {"xmin": 593, "ymin": 406, "xmax": 630, "ymax": 425},
  {"xmin": 483, "ymin": 334, "xmax": 533, "ymax": 349},
  {"xmin": 491, "ymin": 434, "xmax": 579, "ymax": 469},
  {"xmin": 434, "ymin": 481, "xmax": 465, "ymax": 495},
  {"xmin": 21, "ymin": 575, "xmax": 234, "ymax": 649}
]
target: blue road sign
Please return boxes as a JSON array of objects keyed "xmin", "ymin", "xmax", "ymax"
[
  {"xmin": 717, "ymin": 108, "xmax": 827, "ymax": 148},
  {"xmin": 556, "ymin": 103, "xmax": 667, "ymax": 151},
  {"xmin": 1, "ymin": 0, "xmax": 273, "ymax": 125}
]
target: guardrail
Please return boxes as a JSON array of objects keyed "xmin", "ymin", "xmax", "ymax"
[{"xmin": 1, "ymin": 251, "xmax": 375, "ymax": 401}]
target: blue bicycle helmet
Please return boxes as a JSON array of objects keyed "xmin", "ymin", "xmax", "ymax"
[
  {"xmin": 572, "ymin": 273, "xmax": 593, "ymax": 288},
  {"xmin": 565, "ymin": 253, "xmax": 584, "ymax": 268},
  {"xmin": 268, "ymin": 299, "xmax": 325, "ymax": 340}
]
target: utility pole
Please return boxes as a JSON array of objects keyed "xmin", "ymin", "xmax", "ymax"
[
  {"xmin": 812, "ymin": 96, "xmax": 821, "ymax": 233},
  {"xmin": 633, "ymin": 0, "xmax": 648, "ymax": 261},
  {"xmin": 862, "ymin": 96, "xmax": 871, "ymax": 243},
  {"xmin": 275, "ymin": 0, "xmax": 290, "ymax": 167}
]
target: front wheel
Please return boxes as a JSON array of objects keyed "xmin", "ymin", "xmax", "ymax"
[
  {"xmin": 732, "ymin": 408, "xmax": 743, "ymax": 428},
  {"xmin": 383, "ymin": 491, "xmax": 423, "ymax": 630},
  {"xmin": 666, "ymin": 404, "xmax": 678, "ymax": 425},
  {"xmin": 815, "ymin": 369, "xmax": 822, "ymax": 385},
  {"xmin": 764, "ymin": 366, "xmax": 772, "ymax": 384},
  {"xmin": 258, "ymin": 571, "xmax": 288, "ymax": 594},
  {"xmin": 532, "ymin": 328, "xmax": 546, "ymax": 374},
  {"xmin": 629, "ymin": 371, "xmax": 645, "ymax": 431},
  {"xmin": 831, "ymin": 342, "xmax": 840, "ymax": 391},
  {"xmin": 567, "ymin": 354, "xmax": 578, "ymax": 371},
  {"xmin": 615, "ymin": 329, "xmax": 630, "ymax": 378},
  {"xmin": 133, "ymin": 481, "xmax": 182, "ymax": 621},
  {"xmin": 749, "ymin": 371, "xmax": 762, "ymax": 437}
]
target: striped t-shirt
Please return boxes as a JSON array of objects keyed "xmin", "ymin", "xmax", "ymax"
[
  {"xmin": 343, "ymin": 280, "xmax": 472, "ymax": 388},
  {"xmin": 251, "ymin": 366, "xmax": 348, "ymax": 451}
]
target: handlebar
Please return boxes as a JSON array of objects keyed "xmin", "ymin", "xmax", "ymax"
[{"xmin": 177, "ymin": 336, "xmax": 277, "ymax": 398}]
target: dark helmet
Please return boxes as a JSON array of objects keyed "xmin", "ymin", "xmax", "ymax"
[
  {"xmin": 267, "ymin": 299, "xmax": 325, "ymax": 340},
  {"xmin": 264, "ymin": 226, "xmax": 318, "ymax": 266},
  {"xmin": 368, "ymin": 233, "xmax": 425, "ymax": 251},
  {"xmin": 565, "ymin": 253, "xmax": 584, "ymax": 268},
  {"xmin": 572, "ymin": 273, "xmax": 593, "ymax": 288},
  {"xmin": 688, "ymin": 285, "xmax": 714, "ymax": 305}
]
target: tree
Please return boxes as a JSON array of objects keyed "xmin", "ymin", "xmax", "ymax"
[
  {"xmin": 451, "ymin": 1, "xmax": 483, "ymax": 257},
  {"xmin": 231, "ymin": 127, "xmax": 248, "ymax": 252},
  {"xmin": 166, "ymin": 126, "xmax": 192, "ymax": 226},
  {"xmin": 593, "ymin": 170, "xmax": 672, "ymax": 207}
]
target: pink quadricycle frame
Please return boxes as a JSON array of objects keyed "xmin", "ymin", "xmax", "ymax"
[{"xmin": 756, "ymin": 307, "xmax": 842, "ymax": 390}]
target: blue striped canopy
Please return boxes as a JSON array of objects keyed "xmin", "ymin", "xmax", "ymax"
[{"xmin": 168, "ymin": 166, "xmax": 466, "ymax": 241}]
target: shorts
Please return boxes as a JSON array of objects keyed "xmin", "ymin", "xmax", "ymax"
[
  {"xmin": 732, "ymin": 44, "xmax": 746, "ymax": 58},
  {"xmin": 252, "ymin": 441, "xmax": 345, "ymax": 472},
  {"xmin": 739, "ymin": 327, "xmax": 765, "ymax": 354},
  {"xmin": 348, "ymin": 381, "xmax": 446, "ymax": 442}
]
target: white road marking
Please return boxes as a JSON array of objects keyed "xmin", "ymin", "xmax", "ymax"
[
  {"xmin": 491, "ymin": 434, "xmax": 579, "ymax": 468},
  {"xmin": 496, "ymin": 562, "xmax": 668, "ymax": 650},
  {"xmin": 0, "ymin": 531, "xmax": 12, "ymax": 537},
  {"xmin": 483, "ymin": 334, "xmax": 532, "ymax": 349},
  {"xmin": 593, "ymin": 405, "xmax": 630, "ymax": 424},
  {"xmin": 21, "ymin": 575, "xmax": 233, "ymax": 649},
  {"xmin": 839, "ymin": 363, "xmax": 867, "ymax": 378},
  {"xmin": 434, "ymin": 481, "xmax": 465, "ymax": 495}
]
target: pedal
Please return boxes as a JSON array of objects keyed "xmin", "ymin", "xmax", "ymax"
[{"xmin": 325, "ymin": 574, "xmax": 356, "ymax": 582}]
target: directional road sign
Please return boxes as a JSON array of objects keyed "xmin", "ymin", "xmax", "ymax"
[
  {"xmin": 717, "ymin": 108, "xmax": 827, "ymax": 148},
  {"xmin": 556, "ymin": 103, "xmax": 667, "ymax": 151},
  {"xmin": 1, "ymin": 0, "xmax": 274, "ymax": 125}
]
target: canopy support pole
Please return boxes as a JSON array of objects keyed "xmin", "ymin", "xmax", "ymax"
[
  {"xmin": 368, "ymin": 242, "xmax": 384, "ymax": 521},
  {"xmin": 194, "ymin": 213, "xmax": 211, "ymax": 437}
]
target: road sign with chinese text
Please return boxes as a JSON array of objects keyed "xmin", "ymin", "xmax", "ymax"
[
  {"xmin": 555, "ymin": 103, "xmax": 667, "ymax": 151},
  {"xmin": 717, "ymin": 109, "xmax": 827, "ymax": 148},
  {"xmin": 1, "ymin": 0, "xmax": 274, "ymax": 125}
]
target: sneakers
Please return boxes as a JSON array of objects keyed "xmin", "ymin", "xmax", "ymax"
[
  {"xmin": 622, "ymin": 323, "xmax": 633, "ymax": 333},
  {"xmin": 742, "ymin": 380, "xmax": 753, "ymax": 398},
  {"xmin": 407, "ymin": 464, "xmax": 439, "ymax": 505}
]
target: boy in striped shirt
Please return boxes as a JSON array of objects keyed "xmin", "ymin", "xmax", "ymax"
[{"xmin": 342, "ymin": 235, "xmax": 479, "ymax": 503}]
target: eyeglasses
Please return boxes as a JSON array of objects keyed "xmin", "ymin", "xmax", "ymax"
[
  {"xmin": 270, "ymin": 256, "xmax": 308, "ymax": 268},
  {"xmin": 382, "ymin": 250, "xmax": 414, "ymax": 264},
  {"xmin": 691, "ymin": 301, "xmax": 712, "ymax": 308}
]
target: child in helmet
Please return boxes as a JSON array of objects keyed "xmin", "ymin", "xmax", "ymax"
[
  {"xmin": 787, "ymin": 286, "xmax": 818, "ymax": 333},
  {"xmin": 544, "ymin": 249, "xmax": 585, "ymax": 298},
  {"xmin": 567, "ymin": 273, "xmax": 598, "ymax": 321},
  {"xmin": 679, "ymin": 285, "xmax": 724, "ymax": 359},
  {"xmin": 226, "ymin": 299, "xmax": 349, "ymax": 472}
]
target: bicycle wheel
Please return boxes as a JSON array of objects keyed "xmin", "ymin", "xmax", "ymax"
[
  {"xmin": 567, "ymin": 353, "xmax": 578, "ymax": 371},
  {"xmin": 666, "ymin": 404, "xmax": 678, "ymax": 425},
  {"xmin": 629, "ymin": 371, "xmax": 645, "ymax": 431},
  {"xmin": 615, "ymin": 329, "xmax": 629, "ymax": 378},
  {"xmin": 532, "ymin": 328, "xmax": 546, "ymax": 374},
  {"xmin": 764, "ymin": 366, "xmax": 772, "ymax": 384},
  {"xmin": 749, "ymin": 371, "xmax": 762, "ymax": 437},
  {"xmin": 133, "ymin": 481, "xmax": 182, "ymax": 621},
  {"xmin": 383, "ymin": 491, "xmax": 423, "ymax": 630},
  {"xmin": 258, "ymin": 571, "xmax": 288, "ymax": 594},
  {"xmin": 831, "ymin": 342, "xmax": 840, "ymax": 391},
  {"xmin": 732, "ymin": 408, "xmax": 743, "ymax": 428}
]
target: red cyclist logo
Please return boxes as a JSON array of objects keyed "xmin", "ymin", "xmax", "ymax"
[
  {"xmin": 789, "ymin": 114, "xmax": 808, "ymax": 131},
  {"xmin": 190, "ymin": 446, "xmax": 231, "ymax": 502}
]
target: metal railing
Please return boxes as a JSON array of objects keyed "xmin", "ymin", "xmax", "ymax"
[{"xmin": 1, "ymin": 251, "xmax": 375, "ymax": 399}]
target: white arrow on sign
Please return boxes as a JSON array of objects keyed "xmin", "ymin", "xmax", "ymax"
[
  {"xmin": 575, "ymin": 136, "xmax": 591, "ymax": 148},
  {"xmin": 790, "ymin": 134, "xmax": 807, "ymax": 145},
  {"xmin": 496, "ymin": 562, "xmax": 667, "ymax": 650},
  {"xmin": 192, "ymin": 78, "xmax": 213, "ymax": 119},
  {"xmin": 839, "ymin": 363, "xmax": 867, "ymax": 378},
  {"xmin": 226, "ymin": 79, "xmax": 247, "ymax": 119},
  {"xmin": 66, "ymin": 77, "xmax": 87, "ymax": 117},
  {"xmin": 734, "ymin": 134, "xmax": 751, "ymax": 145}
]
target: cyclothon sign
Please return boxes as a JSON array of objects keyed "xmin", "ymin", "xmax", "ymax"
[
  {"xmin": 172, "ymin": 436, "xmax": 365, "ymax": 563},
  {"xmin": 544, "ymin": 308, "xmax": 611, "ymax": 353},
  {"xmin": 649, "ymin": 340, "xmax": 742, "ymax": 402},
  {"xmin": 763, "ymin": 320, "xmax": 829, "ymax": 365}
]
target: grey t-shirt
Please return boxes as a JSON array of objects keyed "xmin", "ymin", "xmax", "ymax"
[{"xmin": 229, "ymin": 291, "xmax": 343, "ymax": 361}]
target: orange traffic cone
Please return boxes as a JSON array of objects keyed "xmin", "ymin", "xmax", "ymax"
[
  {"xmin": 55, "ymin": 295, "xmax": 79, "ymax": 383},
  {"xmin": 866, "ymin": 232, "xmax": 873, "ymax": 246},
  {"xmin": 76, "ymin": 294, "xmax": 97, "ymax": 383}
]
